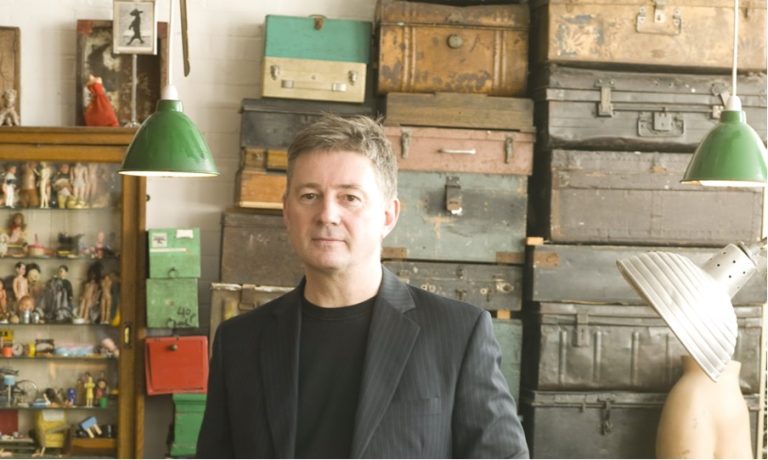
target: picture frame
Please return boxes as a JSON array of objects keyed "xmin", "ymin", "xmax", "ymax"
[
  {"xmin": 112, "ymin": 0, "xmax": 157, "ymax": 55},
  {"xmin": 0, "ymin": 27, "xmax": 20, "ymax": 121},
  {"xmin": 76, "ymin": 19, "xmax": 168, "ymax": 126}
]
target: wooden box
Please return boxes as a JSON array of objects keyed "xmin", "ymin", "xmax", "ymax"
[
  {"xmin": 240, "ymin": 97, "xmax": 378, "ymax": 149},
  {"xmin": 383, "ymin": 260, "xmax": 523, "ymax": 311},
  {"xmin": 262, "ymin": 15, "xmax": 371, "ymax": 103},
  {"xmin": 520, "ymin": 390, "xmax": 759, "ymax": 459},
  {"xmin": 145, "ymin": 336, "xmax": 208, "ymax": 395},
  {"xmin": 220, "ymin": 209, "xmax": 304, "ymax": 286},
  {"xmin": 385, "ymin": 92, "xmax": 534, "ymax": 131},
  {"xmin": 531, "ymin": 0, "xmax": 767, "ymax": 72},
  {"xmin": 532, "ymin": 65, "xmax": 767, "ymax": 151},
  {"xmin": 209, "ymin": 282, "xmax": 292, "ymax": 346},
  {"xmin": 529, "ymin": 149, "xmax": 764, "ymax": 245},
  {"xmin": 146, "ymin": 278, "xmax": 199, "ymax": 328},
  {"xmin": 148, "ymin": 227, "xmax": 201, "ymax": 279},
  {"xmin": 384, "ymin": 171, "xmax": 528, "ymax": 264},
  {"xmin": 526, "ymin": 303, "xmax": 761, "ymax": 393},
  {"xmin": 528, "ymin": 243, "xmax": 768, "ymax": 305},
  {"xmin": 377, "ymin": 0, "xmax": 529, "ymax": 96},
  {"xmin": 384, "ymin": 126, "xmax": 534, "ymax": 175}
]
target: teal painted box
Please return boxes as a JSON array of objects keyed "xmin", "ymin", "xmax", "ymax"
[
  {"xmin": 170, "ymin": 393, "xmax": 207, "ymax": 457},
  {"xmin": 262, "ymin": 15, "xmax": 372, "ymax": 103},
  {"xmin": 146, "ymin": 278, "xmax": 199, "ymax": 328},
  {"xmin": 148, "ymin": 228, "xmax": 201, "ymax": 279},
  {"xmin": 493, "ymin": 318, "xmax": 522, "ymax": 403}
]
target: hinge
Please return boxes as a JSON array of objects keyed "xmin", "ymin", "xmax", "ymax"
[
  {"xmin": 595, "ymin": 80, "xmax": 614, "ymax": 117},
  {"xmin": 575, "ymin": 312, "xmax": 590, "ymax": 347}
]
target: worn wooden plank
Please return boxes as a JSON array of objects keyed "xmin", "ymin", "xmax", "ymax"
[
  {"xmin": 236, "ymin": 171, "xmax": 286, "ymax": 210},
  {"xmin": 529, "ymin": 149, "xmax": 764, "ymax": 245},
  {"xmin": 378, "ymin": 1, "xmax": 529, "ymax": 96},
  {"xmin": 529, "ymin": 244, "xmax": 767, "ymax": 305},
  {"xmin": 531, "ymin": 0, "xmax": 767, "ymax": 72}
]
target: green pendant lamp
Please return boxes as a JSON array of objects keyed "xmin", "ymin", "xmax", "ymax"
[
  {"xmin": 119, "ymin": 0, "xmax": 218, "ymax": 177},
  {"xmin": 681, "ymin": 0, "xmax": 767, "ymax": 187}
]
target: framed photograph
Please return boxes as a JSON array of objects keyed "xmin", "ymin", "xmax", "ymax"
[
  {"xmin": 112, "ymin": 0, "xmax": 157, "ymax": 55},
  {"xmin": 76, "ymin": 19, "xmax": 168, "ymax": 126},
  {"xmin": 0, "ymin": 27, "xmax": 20, "ymax": 121}
]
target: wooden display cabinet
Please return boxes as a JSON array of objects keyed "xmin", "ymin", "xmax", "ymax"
[{"xmin": 0, "ymin": 127, "xmax": 145, "ymax": 458}]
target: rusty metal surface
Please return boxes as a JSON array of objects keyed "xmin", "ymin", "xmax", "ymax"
[
  {"xmin": 528, "ymin": 303, "xmax": 761, "ymax": 393},
  {"xmin": 384, "ymin": 260, "xmax": 523, "ymax": 311},
  {"xmin": 529, "ymin": 244, "xmax": 767, "ymax": 305},
  {"xmin": 385, "ymin": 171, "xmax": 528, "ymax": 263}
]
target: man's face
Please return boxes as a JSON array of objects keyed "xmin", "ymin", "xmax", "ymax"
[{"xmin": 283, "ymin": 150, "xmax": 399, "ymax": 277}]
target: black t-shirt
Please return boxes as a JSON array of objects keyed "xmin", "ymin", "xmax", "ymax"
[{"xmin": 295, "ymin": 295, "xmax": 374, "ymax": 458}]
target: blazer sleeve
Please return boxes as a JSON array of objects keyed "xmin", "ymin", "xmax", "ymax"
[
  {"xmin": 196, "ymin": 326, "xmax": 234, "ymax": 458},
  {"xmin": 451, "ymin": 311, "xmax": 529, "ymax": 459}
]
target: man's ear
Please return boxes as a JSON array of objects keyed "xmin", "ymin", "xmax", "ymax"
[{"xmin": 381, "ymin": 197, "xmax": 400, "ymax": 239}]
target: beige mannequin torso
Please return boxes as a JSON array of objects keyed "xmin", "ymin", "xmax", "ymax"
[{"xmin": 656, "ymin": 355, "xmax": 752, "ymax": 459}]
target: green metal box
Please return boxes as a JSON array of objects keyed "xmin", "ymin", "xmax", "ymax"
[
  {"xmin": 170, "ymin": 393, "xmax": 207, "ymax": 457},
  {"xmin": 146, "ymin": 278, "xmax": 199, "ymax": 328},
  {"xmin": 493, "ymin": 318, "xmax": 523, "ymax": 403},
  {"xmin": 148, "ymin": 228, "xmax": 201, "ymax": 279}
]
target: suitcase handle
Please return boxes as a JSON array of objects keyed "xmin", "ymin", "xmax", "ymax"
[
  {"xmin": 439, "ymin": 148, "xmax": 476, "ymax": 155},
  {"xmin": 635, "ymin": 4, "xmax": 681, "ymax": 36},
  {"xmin": 281, "ymin": 79, "xmax": 349, "ymax": 93}
]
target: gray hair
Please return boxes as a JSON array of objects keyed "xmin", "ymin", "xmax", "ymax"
[{"xmin": 286, "ymin": 114, "xmax": 398, "ymax": 201}]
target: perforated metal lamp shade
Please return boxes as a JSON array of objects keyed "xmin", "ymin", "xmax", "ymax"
[
  {"xmin": 681, "ymin": 97, "xmax": 768, "ymax": 187},
  {"xmin": 119, "ymin": 99, "xmax": 219, "ymax": 177}
]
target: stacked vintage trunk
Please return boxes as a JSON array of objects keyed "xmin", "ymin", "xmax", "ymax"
[
  {"xmin": 523, "ymin": 1, "xmax": 768, "ymax": 457},
  {"xmin": 212, "ymin": 15, "xmax": 379, "ymax": 338},
  {"xmin": 377, "ymin": 0, "xmax": 535, "ymax": 402}
]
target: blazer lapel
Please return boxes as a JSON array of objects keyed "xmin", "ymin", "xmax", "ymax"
[
  {"xmin": 261, "ymin": 287, "xmax": 302, "ymax": 458},
  {"xmin": 350, "ymin": 268, "xmax": 420, "ymax": 458}
]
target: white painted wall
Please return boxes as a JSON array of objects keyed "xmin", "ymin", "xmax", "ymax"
[{"xmin": 0, "ymin": 0, "xmax": 378, "ymax": 456}]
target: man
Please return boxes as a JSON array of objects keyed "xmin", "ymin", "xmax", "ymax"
[{"xmin": 197, "ymin": 115, "xmax": 529, "ymax": 458}]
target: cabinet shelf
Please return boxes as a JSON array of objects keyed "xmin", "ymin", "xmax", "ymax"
[
  {"xmin": 0, "ymin": 405, "xmax": 112, "ymax": 411},
  {"xmin": 2, "ymin": 355, "xmax": 115, "ymax": 361}
]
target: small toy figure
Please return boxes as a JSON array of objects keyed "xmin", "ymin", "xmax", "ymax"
[
  {"xmin": 7, "ymin": 212, "xmax": 25, "ymax": 245},
  {"xmin": 0, "ymin": 280, "xmax": 7, "ymax": 318},
  {"xmin": 0, "ymin": 233, "xmax": 8, "ymax": 258},
  {"xmin": 66, "ymin": 387, "xmax": 76, "ymax": 407},
  {"xmin": 71, "ymin": 162, "xmax": 88, "ymax": 208},
  {"xmin": 2, "ymin": 164, "xmax": 16, "ymax": 208},
  {"xmin": 83, "ymin": 374, "xmax": 95, "ymax": 408},
  {"xmin": 0, "ymin": 89, "xmax": 20, "ymax": 127},
  {"xmin": 51, "ymin": 163, "xmax": 73, "ymax": 209},
  {"xmin": 100, "ymin": 337, "xmax": 119, "ymax": 358},
  {"xmin": 12, "ymin": 261, "xmax": 28, "ymax": 302},
  {"xmin": 38, "ymin": 162, "xmax": 52, "ymax": 208},
  {"xmin": 98, "ymin": 274, "xmax": 113, "ymax": 324},
  {"xmin": 44, "ymin": 265, "xmax": 74, "ymax": 322},
  {"xmin": 78, "ymin": 262, "xmax": 103, "ymax": 322},
  {"xmin": 83, "ymin": 75, "xmax": 119, "ymax": 127},
  {"xmin": 18, "ymin": 161, "xmax": 38, "ymax": 208}
]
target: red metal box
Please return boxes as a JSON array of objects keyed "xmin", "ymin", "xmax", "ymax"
[{"xmin": 145, "ymin": 336, "xmax": 209, "ymax": 395}]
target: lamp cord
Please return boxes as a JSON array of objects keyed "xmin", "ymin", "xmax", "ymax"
[
  {"xmin": 168, "ymin": 0, "xmax": 174, "ymax": 87},
  {"xmin": 733, "ymin": 0, "xmax": 739, "ymax": 98}
]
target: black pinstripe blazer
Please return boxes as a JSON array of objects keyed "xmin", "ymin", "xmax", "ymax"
[{"xmin": 196, "ymin": 267, "xmax": 529, "ymax": 459}]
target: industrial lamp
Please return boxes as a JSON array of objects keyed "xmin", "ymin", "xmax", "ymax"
[
  {"xmin": 616, "ymin": 239, "xmax": 765, "ymax": 381},
  {"xmin": 681, "ymin": 0, "xmax": 768, "ymax": 187},
  {"xmin": 119, "ymin": 0, "xmax": 218, "ymax": 177}
]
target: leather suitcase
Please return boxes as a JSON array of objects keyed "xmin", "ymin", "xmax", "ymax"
[
  {"xmin": 384, "ymin": 260, "xmax": 523, "ymax": 311},
  {"xmin": 385, "ymin": 92, "xmax": 534, "ymax": 131},
  {"xmin": 520, "ymin": 390, "xmax": 759, "ymax": 459},
  {"xmin": 525, "ymin": 303, "xmax": 761, "ymax": 393},
  {"xmin": 220, "ymin": 209, "xmax": 304, "ymax": 286},
  {"xmin": 236, "ymin": 148, "xmax": 287, "ymax": 209},
  {"xmin": 533, "ymin": 65, "xmax": 767, "ymax": 151},
  {"xmin": 209, "ymin": 282, "xmax": 293, "ymax": 348},
  {"xmin": 262, "ymin": 15, "xmax": 371, "ymax": 103},
  {"xmin": 531, "ymin": 0, "xmax": 767, "ymax": 72},
  {"xmin": 529, "ymin": 149, "xmax": 764, "ymax": 245},
  {"xmin": 377, "ymin": 0, "xmax": 529, "ymax": 96},
  {"xmin": 384, "ymin": 171, "xmax": 527, "ymax": 264},
  {"xmin": 384, "ymin": 126, "xmax": 534, "ymax": 175},
  {"xmin": 528, "ymin": 243, "xmax": 768, "ymax": 306},
  {"xmin": 240, "ymin": 97, "xmax": 378, "ymax": 149}
]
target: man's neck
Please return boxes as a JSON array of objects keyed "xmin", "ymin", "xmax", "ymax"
[{"xmin": 303, "ymin": 264, "xmax": 383, "ymax": 308}]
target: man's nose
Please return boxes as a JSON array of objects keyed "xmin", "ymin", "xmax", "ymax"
[{"xmin": 317, "ymin": 197, "xmax": 341, "ymax": 224}]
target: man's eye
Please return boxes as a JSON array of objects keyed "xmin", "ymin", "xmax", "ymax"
[
  {"xmin": 345, "ymin": 195, "xmax": 361, "ymax": 202},
  {"xmin": 300, "ymin": 193, "xmax": 317, "ymax": 200}
]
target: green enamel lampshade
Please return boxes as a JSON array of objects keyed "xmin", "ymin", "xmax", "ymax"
[
  {"xmin": 120, "ymin": 86, "xmax": 219, "ymax": 177},
  {"xmin": 682, "ymin": 96, "xmax": 767, "ymax": 187}
]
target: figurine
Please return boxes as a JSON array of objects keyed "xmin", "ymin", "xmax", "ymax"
[
  {"xmin": 100, "ymin": 337, "xmax": 119, "ymax": 358},
  {"xmin": 2, "ymin": 165, "xmax": 16, "ymax": 208},
  {"xmin": 38, "ymin": 162, "xmax": 52, "ymax": 208},
  {"xmin": 78, "ymin": 262, "xmax": 103, "ymax": 322},
  {"xmin": 51, "ymin": 163, "xmax": 73, "ymax": 209},
  {"xmin": 83, "ymin": 74, "xmax": 119, "ymax": 127},
  {"xmin": 44, "ymin": 265, "xmax": 73, "ymax": 322},
  {"xmin": 87, "ymin": 231, "xmax": 112, "ymax": 259},
  {"xmin": 0, "ymin": 89, "xmax": 20, "ymax": 127},
  {"xmin": 99, "ymin": 273, "xmax": 113, "ymax": 324},
  {"xmin": 65, "ymin": 387, "xmax": 76, "ymax": 407},
  {"xmin": 0, "ymin": 280, "xmax": 7, "ymax": 319},
  {"xmin": 18, "ymin": 161, "xmax": 38, "ymax": 208},
  {"xmin": 7, "ymin": 212, "xmax": 25, "ymax": 245},
  {"xmin": 71, "ymin": 162, "xmax": 88, "ymax": 208},
  {"xmin": 83, "ymin": 374, "xmax": 95, "ymax": 408},
  {"xmin": 12, "ymin": 261, "xmax": 28, "ymax": 302},
  {"xmin": 0, "ymin": 233, "xmax": 8, "ymax": 258}
]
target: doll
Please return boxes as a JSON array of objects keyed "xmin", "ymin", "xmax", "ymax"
[
  {"xmin": 7, "ymin": 212, "xmax": 26, "ymax": 245},
  {"xmin": 38, "ymin": 162, "xmax": 52, "ymax": 208},
  {"xmin": 2, "ymin": 164, "xmax": 16, "ymax": 208},
  {"xmin": 18, "ymin": 161, "xmax": 39, "ymax": 208},
  {"xmin": 0, "ymin": 89, "xmax": 20, "ymax": 127},
  {"xmin": 83, "ymin": 74, "xmax": 119, "ymax": 127}
]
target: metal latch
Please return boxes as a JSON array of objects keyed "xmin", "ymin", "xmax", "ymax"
[
  {"xmin": 653, "ymin": 111, "xmax": 674, "ymax": 131},
  {"xmin": 240, "ymin": 287, "xmax": 258, "ymax": 311},
  {"xmin": 400, "ymin": 129, "xmax": 411, "ymax": 159},
  {"xmin": 636, "ymin": 0, "xmax": 682, "ymax": 36},
  {"xmin": 638, "ymin": 110, "xmax": 684, "ymax": 137},
  {"xmin": 595, "ymin": 80, "xmax": 614, "ymax": 117},
  {"xmin": 599, "ymin": 398, "xmax": 614, "ymax": 435},
  {"xmin": 445, "ymin": 176, "xmax": 463, "ymax": 216},
  {"xmin": 270, "ymin": 65, "xmax": 280, "ymax": 80},
  {"xmin": 575, "ymin": 312, "xmax": 590, "ymax": 347},
  {"xmin": 504, "ymin": 136, "xmax": 513, "ymax": 163},
  {"xmin": 348, "ymin": 70, "xmax": 359, "ymax": 85}
]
